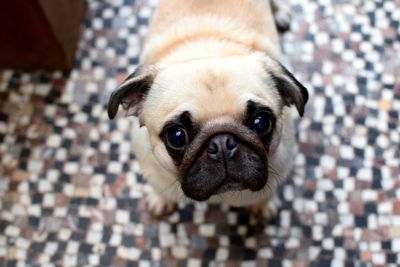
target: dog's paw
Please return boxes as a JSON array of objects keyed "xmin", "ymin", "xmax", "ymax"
[
  {"xmin": 248, "ymin": 195, "xmax": 282, "ymax": 222},
  {"xmin": 144, "ymin": 191, "xmax": 177, "ymax": 217},
  {"xmin": 271, "ymin": 0, "xmax": 292, "ymax": 33}
]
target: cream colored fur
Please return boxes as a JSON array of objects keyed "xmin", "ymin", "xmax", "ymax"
[{"xmin": 128, "ymin": 0, "xmax": 298, "ymax": 212}]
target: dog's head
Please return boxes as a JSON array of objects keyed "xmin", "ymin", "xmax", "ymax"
[{"xmin": 108, "ymin": 53, "xmax": 308, "ymax": 201}]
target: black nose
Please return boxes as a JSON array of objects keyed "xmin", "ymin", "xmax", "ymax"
[{"xmin": 206, "ymin": 134, "xmax": 238, "ymax": 161}]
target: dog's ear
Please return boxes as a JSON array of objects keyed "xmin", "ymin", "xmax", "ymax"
[
  {"xmin": 107, "ymin": 65, "xmax": 157, "ymax": 119},
  {"xmin": 270, "ymin": 63, "xmax": 309, "ymax": 117}
]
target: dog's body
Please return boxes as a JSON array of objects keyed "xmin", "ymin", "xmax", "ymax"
[
  {"xmin": 108, "ymin": 0, "xmax": 308, "ymax": 217},
  {"xmin": 141, "ymin": 0, "xmax": 280, "ymax": 64}
]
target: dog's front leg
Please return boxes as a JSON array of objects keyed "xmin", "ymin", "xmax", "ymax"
[
  {"xmin": 248, "ymin": 193, "xmax": 282, "ymax": 222},
  {"xmin": 144, "ymin": 191, "xmax": 177, "ymax": 217}
]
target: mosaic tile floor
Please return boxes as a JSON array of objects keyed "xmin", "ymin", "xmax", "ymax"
[{"xmin": 1, "ymin": 0, "xmax": 400, "ymax": 266}]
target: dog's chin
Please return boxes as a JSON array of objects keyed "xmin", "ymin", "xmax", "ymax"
[
  {"xmin": 182, "ymin": 179, "xmax": 267, "ymax": 202},
  {"xmin": 181, "ymin": 156, "xmax": 268, "ymax": 201},
  {"xmin": 177, "ymin": 122, "xmax": 270, "ymax": 202}
]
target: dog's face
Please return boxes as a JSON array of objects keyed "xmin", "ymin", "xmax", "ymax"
[{"xmin": 108, "ymin": 53, "xmax": 308, "ymax": 201}]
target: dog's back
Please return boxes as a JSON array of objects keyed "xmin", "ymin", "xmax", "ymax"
[{"xmin": 142, "ymin": 0, "xmax": 280, "ymax": 64}]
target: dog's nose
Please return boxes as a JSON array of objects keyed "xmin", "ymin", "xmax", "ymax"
[{"xmin": 206, "ymin": 134, "xmax": 238, "ymax": 161}]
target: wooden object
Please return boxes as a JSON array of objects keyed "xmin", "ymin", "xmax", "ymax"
[{"xmin": 0, "ymin": 0, "xmax": 86, "ymax": 70}]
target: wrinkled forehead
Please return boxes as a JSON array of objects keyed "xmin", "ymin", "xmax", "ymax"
[{"xmin": 143, "ymin": 56, "xmax": 280, "ymax": 131}]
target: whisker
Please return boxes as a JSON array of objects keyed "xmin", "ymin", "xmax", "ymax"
[
  {"xmin": 217, "ymin": 193, "xmax": 228, "ymax": 204},
  {"xmin": 159, "ymin": 179, "xmax": 179, "ymax": 195},
  {"xmin": 268, "ymin": 166, "xmax": 281, "ymax": 177}
]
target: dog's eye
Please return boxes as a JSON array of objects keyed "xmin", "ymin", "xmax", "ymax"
[
  {"xmin": 165, "ymin": 126, "xmax": 189, "ymax": 150},
  {"xmin": 251, "ymin": 112, "xmax": 272, "ymax": 135}
]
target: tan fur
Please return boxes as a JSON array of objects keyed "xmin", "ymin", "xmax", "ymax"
[
  {"xmin": 126, "ymin": 0, "xmax": 300, "ymax": 212},
  {"xmin": 142, "ymin": 0, "xmax": 280, "ymax": 64}
]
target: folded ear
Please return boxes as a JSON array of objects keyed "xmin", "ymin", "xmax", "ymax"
[
  {"xmin": 270, "ymin": 62, "xmax": 309, "ymax": 117},
  {"xmin": 107, "ymin": 65, "xmax": 157, "ymax": 119}
]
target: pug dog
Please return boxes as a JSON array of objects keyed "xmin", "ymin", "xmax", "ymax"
[{"xmin": 107, "ymin": 0, "xmax": 308, "ymax": 218}]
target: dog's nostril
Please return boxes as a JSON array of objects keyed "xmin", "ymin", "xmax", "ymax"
[
  {"xmin": 206, "ymin": 134, "xmax": 238, "ymax": 161},
  {"xmin": 226, "ymin": 136, "xmax": 238, "ymax": 150},
  {"xmin": 207, "ymin": 142, "xmax": 218, "ymax": 154}
]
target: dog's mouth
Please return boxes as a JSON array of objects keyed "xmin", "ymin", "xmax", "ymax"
[
  {"xmin": 216, "ymin": 181, "xmax": 243, "ymax": 194},
  {"xmin": 178, "ymin": 122, "xmax": 269, "ymax": 202},
  {"xmin": 182, "ymin": 180, "xmax": 244, "ymax": 202},
  {"xmin": 181, "ymin": 164, "xmax": 267, "ymax": 202},
  {"xmin": 210, "ymin": 179, "xmax": 265, "ymax": 198},
  {"xmin": 189, "ymin": 183, "xmax": 242, "ymax": 202}
]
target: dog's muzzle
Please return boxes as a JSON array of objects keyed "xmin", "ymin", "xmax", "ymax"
[{"xmin": 181, "ymin": 133, "xmax": 268, "ymax": 201}]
